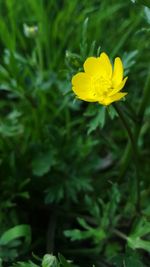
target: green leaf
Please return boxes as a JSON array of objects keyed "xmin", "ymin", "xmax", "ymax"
[
  {"xmin": 77, "ymin": 217, "xmax": 92, "ymax": 230},
  {"xmin": 12, "ymin": 261, "xmax": 39, "ymax": 267},
  {"xmin": 58, "ymin": 254, "xmax": 73, "ymax": 267},
  {"xmin": 127, "ymin": 218, "xmax": 150, "ymax": 252},
  {"xmin": 0, "ymin": 122, "xmax": 23, "ymax": 137},
  {"xmin": 0, "ymin": 225, "xmax": 31, "ymax": 246},
  {"xmin": 127, "ymin": 237, "xmax": 150, "ymax": 252},
  {"xmin": 111, "ymin": 252, "xmax": 146, "ymax": 267},
  {"xmin": 31, "ymin": 151, "xmax": 55, "ymax": 176},
  {"xmin": 87, "ymin": 107, "xmax": 106, "ymax": 134},
  {"xmin": 105, "ymin": 242, "xmax": 121, "ymax": 259},
  {"xmin": 131, "ymin": 0, "xmax": 150, "ymax": 7},
  {"xmin": 64, "ymin": 228, "xmax": 94, "ymax": 241},
  {"xmin": 123, "ymin": 50, "xmax": 138, "ymax": 74},
  {"xmin": 139, "ymin": 0, "xmax": 150, "ymax": 7},
  {"xmin": 144, "ymin": 7, "xmax": 150, "ymax": 24},
  {"xmin": 107, "ymin": 105, "xmax": 117, "ymax": 119},
  {"xmin": 124, "ymin": 257, "xmax": 145, "ymax": 267},
  {"xmin": 42, "ymin": 254, "xmax": 58, "ymax": 267}
]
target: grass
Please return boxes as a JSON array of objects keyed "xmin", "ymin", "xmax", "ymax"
[{"xmin": 0, "ymin": 0, "xmax": 150, "ymax": 266}]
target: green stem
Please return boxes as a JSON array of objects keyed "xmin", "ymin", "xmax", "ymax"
[
  {"xmin": 113, "ymin": 103, "xmax": 140, "ymax": 212},
  {"xmin": 138, "ymin": 67, "xmax": 150, "ymax": 119},
  {"xmin": 36, "ymin": 38, "xmax": 43, "ymax": 73},
  {"xmin": 112, "ymin": 229, "xmax": 128, "ymax": 241},
  {"xmin": 113, "ymin": 103, "xmax": 135, "ymax": 151},
  {"xmin": 119, "ymin": 67, "xmax": 150, "ymax": 178},
  {"xmin": 123, "ymin": 101, "xmax": 139, "ymax": 123}
]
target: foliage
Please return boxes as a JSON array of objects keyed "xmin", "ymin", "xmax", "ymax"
[{"xmin": 0, "ymin": 0, "xmax": 150, "ymax": 266}]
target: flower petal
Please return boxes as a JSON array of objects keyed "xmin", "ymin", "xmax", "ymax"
[
  {"xmin": 99, "ymin": 92, "xmax": 127, "ymax": 106},
  {"xmin": 108, "ymin": 77, "xmax": 128, "ymax": 96},
  {"xmin": 72, "ymin": 72, "xmax": 97, "ymax": 102},
  {"xmin": 112, "ymin": 57, "xmax": 123, "ymax": 87},
  {"xmin": 83, "ymin": 52, "xmax": 112, "ymax": 78},
  {"xmin": 99, "ymin": 52, "xmax": 112, "ymax": 78},
  {"xmin": 84, "ymin": 57, "xmax": 102, "ymax": 76}
]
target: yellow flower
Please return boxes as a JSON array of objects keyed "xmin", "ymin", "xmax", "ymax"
[{"xmin": 72, "ymin": 52, "xmax": 128, "ymax": 106}]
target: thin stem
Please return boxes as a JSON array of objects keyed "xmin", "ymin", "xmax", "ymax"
[
  {"xmin": 113, "ymin": 103, "xmax": 140, "ymax": 212},
  {"xmin": 123, "ymin": 101, "xmax": 139, "ymax": 123},
  {"xmin": 36, "ymin": 38, "xmax": 43, "ymax": 73},
  {"xmin": 112, "ymin": 228, "xmax": 128, "ymax": 241},
  {"xmin": 119, "ymin": 67, "xmax": 150, "ymax": 178},
  {"xmin": 46, "ymin": 210, "xmax": 57, "ymax": 253},
  {"xmin": 113, "ymin": 103, "xmax": 136, "ymax": 151},
  {"xmin": 138, "ymin": 67, "xmax": 150, "ymax": 119}
]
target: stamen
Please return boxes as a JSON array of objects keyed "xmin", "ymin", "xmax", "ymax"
[{"xmin": 92, "ymin": 75, "xmax": 112, "ymax": 98}]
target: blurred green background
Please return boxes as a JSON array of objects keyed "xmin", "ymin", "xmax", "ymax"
[{"xmin": 0, "ymin": 0, "xmax": 150, "ymax": 266}]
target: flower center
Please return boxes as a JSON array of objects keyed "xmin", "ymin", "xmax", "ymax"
[{"xmin": 92, "ymin": 76, "xmax": 112, "ymax": 99}]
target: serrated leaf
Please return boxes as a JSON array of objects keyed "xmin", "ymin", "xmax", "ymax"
[
  {"xmin": 127, "ymin": 218, "xmax": 150, "ymax": 252},
  {"xmin": 127, "ymin": 237, "xmax": 150, "ymax": 252},
  {"xmin": 87, "ymin": 107, "xmax": 106, "ymax": 134},
  {"xmin": 77, "ymin": 217, "xmax": 92, "ymax": 230},
  {"xmin": 64, "ymin": 228, "xmax": 93, "ymax": 241},
  {"xmin": 42, "ymin": 254, "xmax": 58, "ymax": 267},
  {"xmin": 123, "ymin": 50, "xmax": 138, "ymax": 74},
  {"xmin": 107, "ymin": 105, "xmax": 117, "ymax": 119}
]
